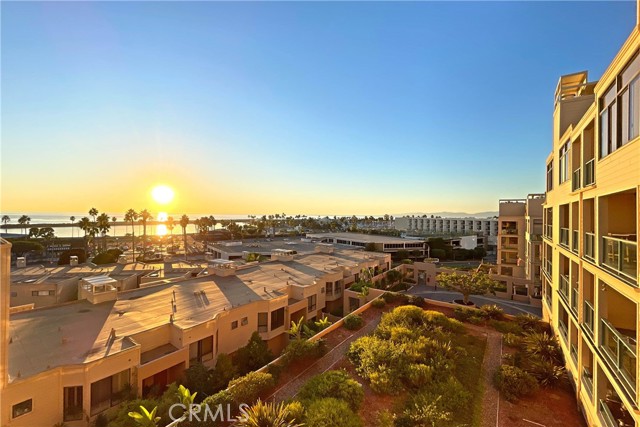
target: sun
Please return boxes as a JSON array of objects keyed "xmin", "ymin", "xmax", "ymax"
[{"xmin": 151, "ymin": 185, "xmax": 175, "ymax": 205}]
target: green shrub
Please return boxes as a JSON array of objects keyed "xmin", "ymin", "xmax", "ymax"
[
  {"xmin": 453, "ymin": 306, "xmax": 476, "ymax": 322},
  {"xmin": 406, "ymin": 295, "xmax": 425, "ymax": 307},
  {"xmin": 493, "ymin": 365, "xmax": 538, "ymax": 401},
  {"xmin": 406, "ymin": 363, "xmax": 434, "ymax": 389},
  {"xmin": 521, "ymin": 331, "xmax": 563, "ymax": 364},
  {"xmin": 227, "ymin": 371, "xmax": 275, "ymax": 404},
  {"xmin": 347, "ymin": 336, "xmax": 407, "ymax": 395},
  {"xmin": 235, "ymin": 332, "xmax": 274, "ymax": 375},
  {"xmin": 281, "ymin": 339, "xmax": 325, "ymax": 366},
  {"xmin": 284, "ymin": 401, "xmax": 305, "ymax": 423},
  {"xmin": 489, "ymin": 320, "xmax": 524, "ymax": 335},
  {"xmin": 526, "ymin": 357, "xmax": 565, "ymax": 387},
  {"xmin": 503, "ymin": 333, "xmax": 523, "ymax": 348},
  {"xmin": 371, "ymin": 298, "xmax": 386, "ymax": 308},
  {"xmin": 344, "ymin": 314, "xmax": 363, "ymax": 330},
  {"xmin": 304, "ymin": 398, "xmax": 362, "ymax": 427},
  {"xmin": 375, "ymin": 410, "xmax": 394, "ymax": 427},
  {"xmin": 210, "ymin": 353, "xmax": 237, "ymax": 392},
  {"xmin": 92, "ymin": 248, "xmax": 123, "ymax": 265},
  {"xmin": 184, "ymin": 362, "xmax": 214, "ymax": 399},
  {"xmin": 395, "ymin": 398, "xmax": 451, "ymax": 427},
  {"xmin": 515, "ymin": 313, "xmax": 545, "ymax": 332},
  {"xmin": 235, "ymin": 399, "xmax": 303, "ymax": 427},
  {"xmin": 480, "ymin": 304, "xmax": 505, "ymax": 320},
  {"xmin": 298, "ymin": 370, "xmax": 364, "ymax": 410}
]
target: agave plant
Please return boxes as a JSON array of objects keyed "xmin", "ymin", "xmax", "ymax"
[
  {"xmin": 522, "ymin": 331, "xmax": 563, "ymax": 364},
  {"xmin": 128, "ymin": 405, "xmax": 160, "ymax": 427},
  {"xmin": 527, "ymin": 358, "xmax": 565, "ymax": 387},
  {"xmin": 236, "ymin": 399, "xmax": 304, "ymax": 427}
]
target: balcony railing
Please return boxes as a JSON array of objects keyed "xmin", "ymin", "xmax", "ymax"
[
  {"xmin": 560, "ymin": 228, "xmax": 570, "ymax": 247},
  {"xmin": 570, "ymin": 287, "xmax": 578, "ymax": 315},
  {"xmin": 583, "ymin": 300, "xmax": 594, "ymax": 339},
  {"xmin": 570, "ymin": 343, "xmax": 578, "ymax": 364},
  {"xmin": 584, "ymin": 159, "xmax": 595, "ymax": 186},
  {"xmin": 501, "ymin": 228, "xmax": 518, "ymax": 235},
  {"xmin": 584, "ymin": 232, "xmax": 595, "ymax": 262},
  {"xmin": 572, "ymin": 168, "xmax": 581, "ymax": 192},
  {"xmin": 601, "ymin": 236, "xmax": 638, "ymax": 285},
  {"xmin": 599, "ymin": 400, "xmax": 618, "ymax": 427},
  {"xmin": 544, "ymin": 224, "xmax": 553, "ymax": 240},
  {"xmin": 542, "ymin": 259, "xmax": 552, "ymax": 279},
  {"xmin": 582, "ymin": 367, "xmax": 593, "ymax": 400},
  {"xmin": 559, "ymin": 274, "xmax": 570, "ymax": 302},
  {"xmin": 571, "ymin": 230, "xmax": 579, "ymax": 254},
  {"xmin": 600, "ymin": 319, "xmax": 637, "ymax": 397},
  {"xmin": 559, "ymin": 320, "xmax": 568, "ymax": 342}
]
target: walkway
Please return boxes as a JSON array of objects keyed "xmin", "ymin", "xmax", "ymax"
[
  {"xmin": 408, "ymin": 284, "xmax": 542, "ymax": 317},
  {"xmin": 267, "ymin": 314, "xmax": 381, "ymax": 402}
]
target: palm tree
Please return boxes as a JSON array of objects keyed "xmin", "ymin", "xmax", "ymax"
[
  {"xmin": 139, "ymin": 209, "xmax": 152, "ymax": 257},
  {"xmin": 166, "ymin": 216, "xmax": 175, "ymax": 249},
  {"xmin": 89, "ymin": 207, "xmax": 98, "ymax": 222},
  {"xmin": 18, "ymin": 215, "xmax": 31, "ymax": 235},
  {"xmin": 111, "ymin": 216, "xmax": 117, "ymax": 237},
  {"xmin": 180, "ymin": 215, "xmax": 189, "ymax": 261},
  {"xmin": 97, "ymin": 213, "xmax": 111, "ymax": 252},
  {"xmin": 78, "ymin": 217, "xmax": 91, "ymax": 255},
  {"xmin": 125, "ymin": 209, "xmax": 138, "ymax": 262},
  {"xmin": 69, "ymin": 215, "xmax": 76, "ymax": 238},
  {"xmin": 1, "ymin": 215, "xmax": 10, "ymax": 235}
]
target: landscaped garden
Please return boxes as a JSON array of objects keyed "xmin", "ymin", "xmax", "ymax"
[{"xmin": 115, "ymin": 291, "xmax": 585, "ymax": 427}]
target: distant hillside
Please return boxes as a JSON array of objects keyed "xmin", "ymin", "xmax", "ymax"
[{"xmin": 395, "ymin": 211, "xmax": 498, "ymax": 218}]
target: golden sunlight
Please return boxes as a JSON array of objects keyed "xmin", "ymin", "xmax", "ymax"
[
  {"xmin": 151, "ymin": 185, "xmax": 175, "ymax": 205},
  {"xmin": 157, "ymin": 212, "xmax": 168, "ymax": 221},
  {"xmin": 156, "ymin": 225, "xmax": 168, "ymax": 236}
]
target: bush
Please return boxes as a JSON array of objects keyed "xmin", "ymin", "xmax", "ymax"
[
  {"xmin": 503, "ymin": 333, "xmax": 523, "ymax": 348},
  {"xmin": 344, "ymin": 314, "xmax": 363, "ymax": 330},
  {"xmin": 227, "ymin": 371, "xmax": 275, "ymax": 405},
  {"xmin": 184, "ymin": 362, "xmax": 214, "ymax": 399},
  {"xmin": 406, "ymin": 363, "xmax": 434, "ymax": 389},
  {"xmin": 375, "ymin": 410, "xmax": 394, "ymax": 427},
  {"xmin": 406, "ymin": 295, "xmax": 425, "ymax": 307},
  {"xmin": 235, "ymin": 399, "xmax": 303, "ymax": 427},
  {"xmin": 480, "ymin": 304, "xmax": 504, "ymax": 320},
  {"xmin": 395, "ymin": 398, "xmax": 451, "ymax": 427},
  {"xmin": 493, "ymin": 365, "xmax": 538, "ymax": 401},
  {"xmin": 92, "ymin": 248, "xmax": 123, "ymax": 265},
  {"xmin": 521, "ymin": 331, "xmax": 563, "ymax": 364},
  {"xmin": 515, "ymin": 313, "xmax": 546, "ymax": 332},
  {"xmin": 58, "ymin": 248, "xmax": 87, "ymax": 265},
  {"xmin": 281, "ymin": 339, "xmax": 325, "ymax": 366},
  {"xmin": 304, "ymin": 398, "xmax": 362, "ymax": 427},
  {"xmin": 210, "ymin": 353, "xmax": 237, "ymax": 392},
  {"xmin": 489, "ymin": 320, "xmax": 524, "ymax": 335},
  {"xmin": 284, "ymin": 401, "xmax": 305, "ymax": 423},
  {"xmin": 382, "ymin": 291, "xmax": 409, "ymax": 304},
  {"xmin": 235, "ymin": 332, "xmax": 273, "ymax": 375},
  {"xmin": 453, "ymin": 306, "xmax": 478, "ymax": 322},
  {"xmin": 371, "ymin": 298, "xmax": 386, "ymax": 309},
  {"xmin": 526, "ymin": 357, "xmax": 565, "ymax": 387},
  {"xmin": 298, "ymin": 370, "xmax": 364, "ymax": 410}
]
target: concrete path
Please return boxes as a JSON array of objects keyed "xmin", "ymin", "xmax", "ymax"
[
  {"xmin": 267, "ymin": 315, "xmax": 381, "ymax": 402},
  {"xmin": 408, "ymin": 285, "xmax": 542, "ymax": 317}
]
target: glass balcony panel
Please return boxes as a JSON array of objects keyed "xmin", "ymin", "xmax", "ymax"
[
  {"xmin": 583, "ymin": 301, "xmax": 594, "ymax": 338},
  {"xmin": 600, "ymin": 319, "xmax": 637, "ymax": 397},
  {"xmin": 582, "ymin": 367, "xmax": 593, "ymax": 399},
  {"xmin": 571, "ymin": 230, "xmax": 579, "ymax": 253},
  {"xmin": 601, "ymin": 236, "xmax": 638, "ymax": 285},
  {"xmin": 584, "ymin": 232, "xmax": 595, "ymax": 261},
  {"xmin": 570, "ymin": 287, "xmax": 578, "ymax": 314},
  {"xmin": 559, "ymin": 274, "xmax": 569, "ymax": 302},
  {"xmin": 572, "ymin": 168, "xmax": 581, "ymax": 191},
  {"xmin": 599, "ymin": 400, "xmax": 617, "ymax": 427},
  {"xmin": 560, "ymin": 228, "xmax": 570, "ymax": 247},
  {"xmin": 584, "ymin": 159, "xmax": 595, "ymax": 186}
]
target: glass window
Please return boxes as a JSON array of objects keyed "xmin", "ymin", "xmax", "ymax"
[
  {"xmin": 231, "ymin": 321, "xmax": 238, "ymax": 330},
  {"xmin": 64, "ymin": 386, "xmax": 83, "ymax": 421},
  {"xmin": 241, "ymin": 317, "xmax": 248, "ymax": 326},
  {"xmin": 258, "ymin": 312, "xmax": 268, "ymax": 332},
  {"xmin": 629, "ymin": 78, "xmax": 640, "ymax": 141},
  {"xmin": 307, "ymin": 295, "xmax": 317, "ymax": 312},
  {"xmin": 559, "ymin": 142, "xmax": 570, "ymax": 183},
  {"xmin": 600, "ymin": 109, "xmax": 609, "ymax": 158},
  {"xmin": 12, "ymin": 399, "xmax": 32, "ymax": 418},
  {"xmin": 271, "ymin": 307, "xmax": 285, "ymax": 330}
]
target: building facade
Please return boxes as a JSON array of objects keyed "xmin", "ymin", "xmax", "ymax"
[
  {"xmin": 0, "ymin": 240, "xmax": 389, "ymax": 427},
  {"xmin": 395, "ymin": 216, "xmax": 498, "ymax": 246},
  {"xmin": 542, "ymin": 5, "xmax": 640, "ymax": 426}
]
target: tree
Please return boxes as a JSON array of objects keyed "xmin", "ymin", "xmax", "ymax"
[
  {"xmin": 97, "ymin": 213, "xmax": 111, "ymax": 251},
  {"xmin": 166, "ymin": 216, "xmax": 175, "ymax": 248},
  {"xmin": 111, "ymin": 216, "xmax": 117, "ymax": 237},
  {"xmin": 69, "ymin": 215, "xmax": 75, "ymax": 238},
  {"xmin": 364, "ymin": 242, "xmax": 377, "ymax": 252},
  {"xmin": 437, "ymin": 270, "xmax": 499, "ymax": 305},
  {"xmin": 10, "ymin": 240, "xmax": 44, "ymax": 255},
  {"xmin": 180, "ymin": 215, "xmax": 189, "ymax": 261},
  {"xmin": 236, "ymin": 332, "xmax": 273, "ymax": 374},
  {"xmin": 139, "ymin": 209, "xmax": 152, "ymax": 255},
  {"xmin": 17, "ymin": 215, "xmax": 31, "ymax": 235},
  {"xmin": 89, "ymin": 207, "xmax": 98, "ymax": 222},
  {"xmin": 125, "ymin": 209, "xmax": 138, "ymax": 262},
  {"xmin": 305, "ymin": 398, "xmax": 362, "ymax": 427},
  {"xmin": 1, "ymin": 215, "xmax": 9, "ymax": 235},
  {"xmin": 385, "ymin": 269, "xmax": 402, "ymax": 288},
  {"xmin": 78, "ymin": 217, "xmax": 93, "ymax": 255},
  {"xmin": 28, "ymin": 227, "xmax": 40, "ymax": 239},
  {"xmin": 128, "ymin": 405, "xmax": 160, "ymax": 427}
]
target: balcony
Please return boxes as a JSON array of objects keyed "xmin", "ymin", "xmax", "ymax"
[
  {"xmin": 544, "ymin": 224, "xmax": 553, "ymax": 240},
  {"xmin": 584, "ymin": 232, "xmax": 595, "ymax": 262},
  {"xmin": 600, "ymin": 319, "xmax": 637, "ymax": 398},
  {"xmin": 599, "ymin": 396, "xmax": 635, "ymax": 427},
  {"xmin": 583, "ymin": 159, "xmax": 595, "ymax": 186},
  {"xmin": 601, "ymin": 236, "xmax": 638, "ymax": 286},
  {"xmin": 570, "ymin": 286, "xmax": 578, "ymax": 315},
  {"xmin": 572, "ymin": 168, "xmax": 581, "ymax": 192},
  {"xmin": 571, "ymin": 230, "xmax": 579, "ymax": 254},
  {"xmin": 598, "ymin": 400, "xmax": 618, "ymax": 427},
  {"xmin": 582, "ymin": 367, "xmax": 593, "ymax": 400},
  {"xmin": 583, "ymin": 300, "xmax": 594, "ymax": 340},
  {"xmin": 570, "ymin": 343, "xmax": 578, "ymax": 365},
  {"xmin": 559, "ymin": 274, "xmax": 570, "ymax": 303},
  {"xmin": 559, "ymin": 228, "xmax": 570, "ymax": 248},
  {"xmin": 542, "ymin": 259, "xmax": 552, "ymax": 279},
  {"xmin": 559, "ymin": 320, "xmax": 568, "ymax": 342},
  {"xmin": 501, "ymin": 228, "xmax": 519, "ymax": 236}
]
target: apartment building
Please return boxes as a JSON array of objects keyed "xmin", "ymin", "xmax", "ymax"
[
  {"xmin": 306, "ymin": 232, "xmax": 426, "ymax": 256},
  {"xmin": 0, "ymin": 238, "xmax": 389, "ymax": 427},
  {"xmin": 541, "ymin": 6, "xmax": 640, "ymax": 426},
  {"xmin": 395, "ymin": 216, "xmax": 498, "ymax": 246}
]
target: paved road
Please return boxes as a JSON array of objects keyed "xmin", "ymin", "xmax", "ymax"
[{"xmin": 408, "ymin": 284, "xmax": 542, "ymax": 317}]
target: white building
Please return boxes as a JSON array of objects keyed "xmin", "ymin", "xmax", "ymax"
[{"xmin": 395, "ymin": 216, "xmax": 498, "ymax": 246}]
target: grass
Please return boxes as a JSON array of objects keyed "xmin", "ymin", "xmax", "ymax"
[{"xmin": 450, "ymin": 332, "xmax": 487, "ymax": 426}]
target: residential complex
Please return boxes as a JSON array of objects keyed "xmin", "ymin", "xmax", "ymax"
[
  {"xmin": 305, "ymin": 232, "xmax": 426, "ymax": 256},
  {"xmin": 541, "ymin": 10, "xmax": 640, "ymax": 427},
  {"xmin": 0, "ymin": 238, "xmax": 389, "ymax": 426},
  {"xmin": 394, "ymin": 216, "xmax": 498, "ymax": 245}
]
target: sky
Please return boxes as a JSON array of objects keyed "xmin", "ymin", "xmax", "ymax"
[{"xmin": 1, "ymin": 1, "xmax": 635, "ymax": 216}]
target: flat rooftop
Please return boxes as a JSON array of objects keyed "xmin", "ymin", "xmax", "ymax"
[
  {"xmin": 306, "ymin": 232, "xmax": 423, "ymax": 244},
  {"xmin": 7, "ymin": 248, "xmax": 383, "ymax": 382},
  {"xmin": 207, "ymin": 238, "xmax": 322, "ymax": 254}
]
